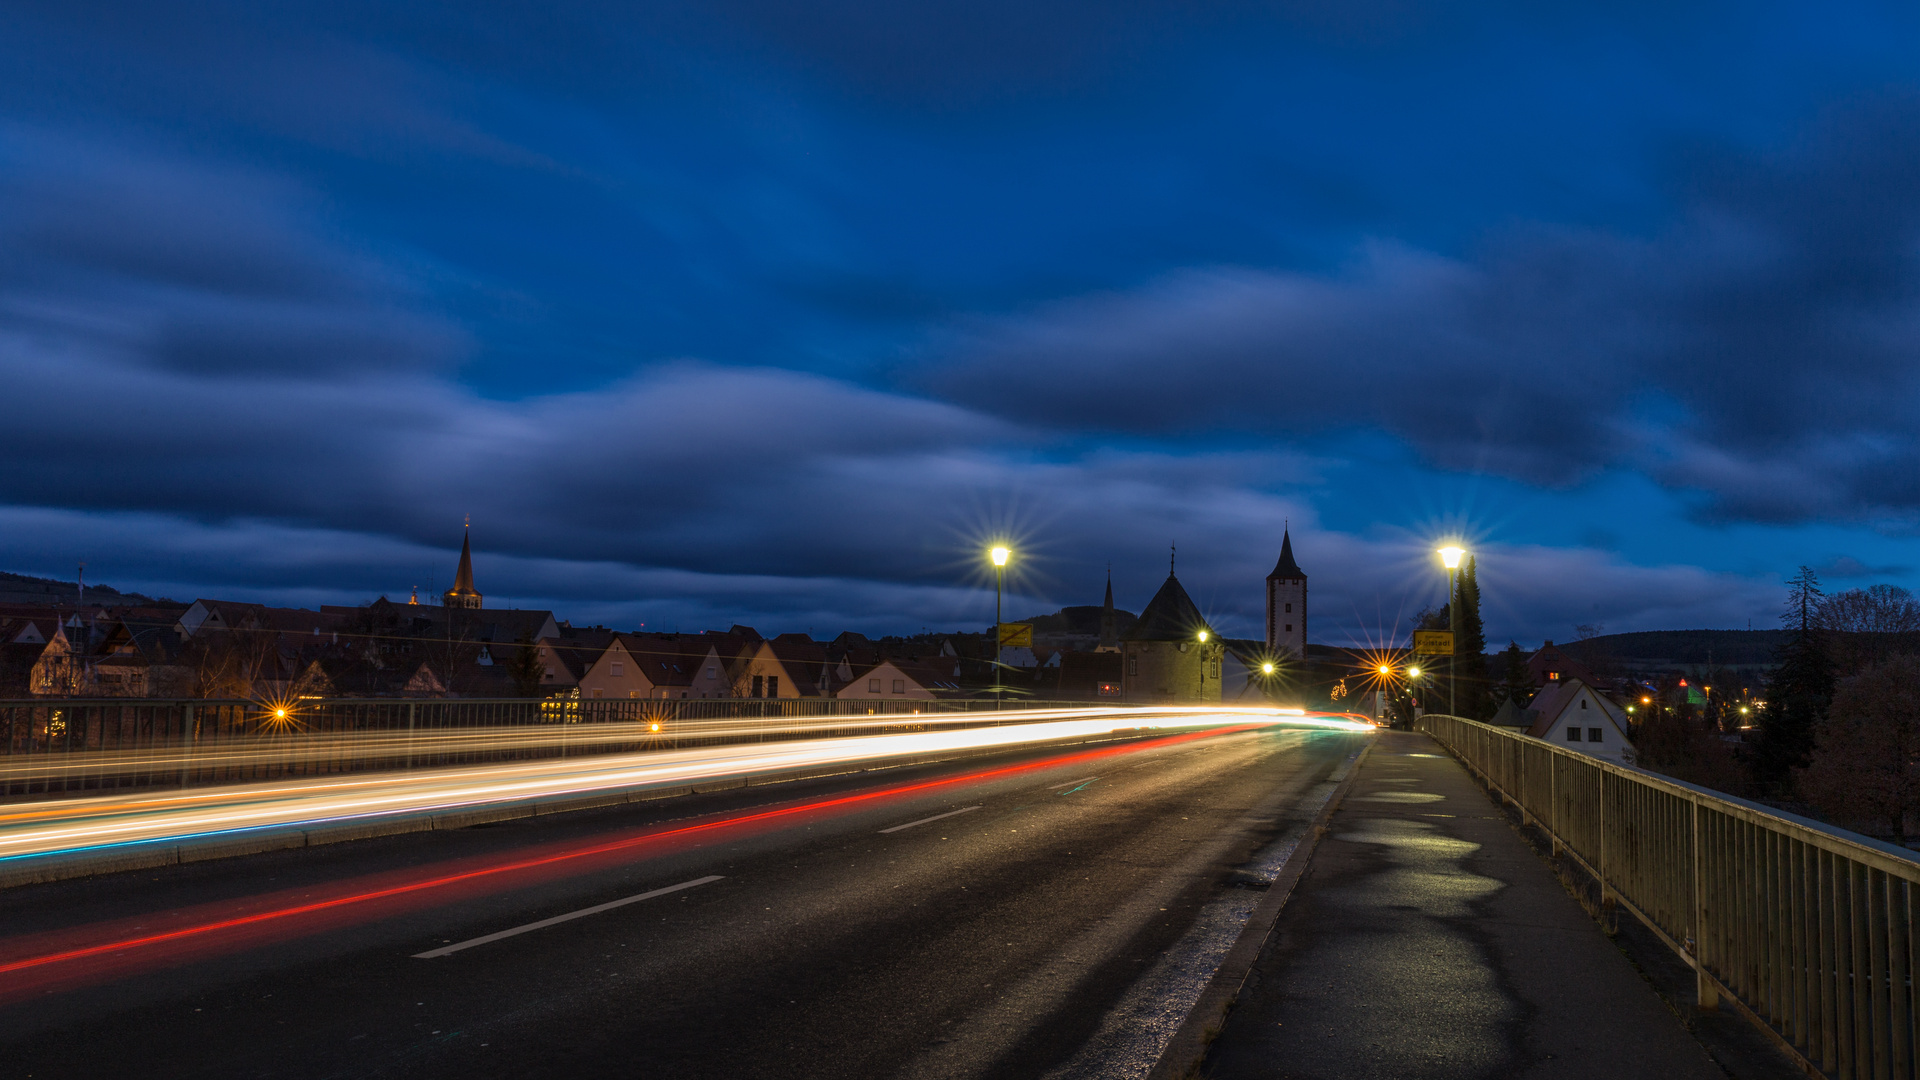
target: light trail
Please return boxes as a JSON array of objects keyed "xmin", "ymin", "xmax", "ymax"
[
  {"xmin": 0, "ymin": 708, "xmax": 1368, "ymax": 867},
  {"xmin": 0, "ymin": 719, "xmax": 1358, "ymax": 993}
]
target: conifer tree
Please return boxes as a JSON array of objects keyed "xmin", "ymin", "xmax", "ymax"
[
  {"xmin": 1751, "ymin": 566, "xmax": 1835, "ymax": 791},
  {"xmin": 1453, "ymin": 556, "xmax": 1491, "ymax": 718},
  {"xmin": 1495, "ymin": 640, "xmax": 1531, "ymax": 704}
]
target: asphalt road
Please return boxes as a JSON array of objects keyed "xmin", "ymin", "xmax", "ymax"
[{"xmin": 0, "ymin": 721, "xmax": 1366, "ymax": 1080}]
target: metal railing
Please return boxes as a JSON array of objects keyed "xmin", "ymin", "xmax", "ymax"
[
  {"xmin": 0, "ymin": 697, "xmax": 1130, "ymax": 800},
  {"xmin": 1419, "ymin": 713, "xmax": 1920, "ymax": 1080}
]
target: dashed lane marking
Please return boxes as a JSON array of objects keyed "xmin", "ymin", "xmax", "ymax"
[
  {"xmin": 413, "ymin": 875, "xmax": 724, "ymax": 958},
  {"xmin": 879, "ymin": 806, "xmax": 983, "ymax": 834}
]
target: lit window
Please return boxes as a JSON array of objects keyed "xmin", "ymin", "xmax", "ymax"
[
  {"xmin": 892, "ymin": 679, "xmax": 905, "ymax": 694},
  {"xmin": 1548, "ymin": 671, "xmax": 1560, "ymax": 680},
  {"xmin": 1589, "ymin": 727, "xmax": 1603, "ymax": 742},
  {"xmin": 629, "ymin": 691, "xmax": 638, "ymax": 699},
  {"xmin": 1566, "ymin": 727, "xmax": 1581, "ymax": 741},
  {"xmin": 869, "ymin": 678, "xmax": 881, "ymax": 693}
]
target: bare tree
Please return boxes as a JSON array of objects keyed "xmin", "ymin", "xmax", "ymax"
[{"xmin": 1817, "ymin": 585, "xmax": 1920, "ymax": 675}]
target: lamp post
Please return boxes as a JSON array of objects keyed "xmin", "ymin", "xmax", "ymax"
[
  {"xmin": 990, "ymin": 546, "xmax": 1010, "ymax": 706},
  {"xmin": 1438, "ymin": 545, "xmax": 1465, "ymax": 717}
]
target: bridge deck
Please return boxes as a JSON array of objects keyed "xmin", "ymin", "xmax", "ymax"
[{"xmin": 1201, "ymin": 730, "xmax": 1770, "ymax": 1079}]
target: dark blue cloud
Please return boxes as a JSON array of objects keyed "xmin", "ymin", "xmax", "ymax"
[{"xmin": 2, "ymin": 1, "xmax": 1918, "ymax": 642}]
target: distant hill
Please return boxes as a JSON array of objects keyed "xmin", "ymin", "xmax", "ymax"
[
  {"xmin": 1555, "ymin": 629, "xmax": 1793, "ymax": 670},
  {"xmin": 1014, "ymin": 605, "xmax": 1138, "ymax": 637},
  {"xmin": 0, "ymin": 570, "xmax": 177, "ymax": 608}
]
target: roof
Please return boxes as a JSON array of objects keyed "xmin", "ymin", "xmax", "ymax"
[
  {"xmin": 447, "ymin": 528, "xmax": 481, "ymax": 602},
  {"xmin": 1523, "ymin": 678, "xmax": 1630, "ymax": 740},
  {"xmin": 1121, "ymin": 573, "xmax": 1216, "ymax": 642},
  {"xmin": 1528, "ymin": 641, "xmax": 1602, "ymax": 689},
  {"xmin": 1489, "ymin": 695, "xmax": 1532, "ymax": 728},
  {"xmin": 1267, "ymin": 529, "xmax": 1306, "ymax": 581}
]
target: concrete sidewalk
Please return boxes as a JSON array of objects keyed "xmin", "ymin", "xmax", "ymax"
[{"xmin": 1198, "ymin": 731, "xmax": 1730, "ymax": 1079}]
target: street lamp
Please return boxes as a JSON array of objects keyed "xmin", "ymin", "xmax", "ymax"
[
  {"xmin": 990, "ymin": 546, "xmax": 1010, "ymax": 705},
  {"xmin": 1437, "ymin": 545, "xmax": 1466, "ymax": 717}
]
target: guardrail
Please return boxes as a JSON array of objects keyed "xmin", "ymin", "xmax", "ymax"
[
  {"xmin": 1418, "ymin": 713, "xmax": 1920, "ymax": 1080},
  {"xmin": 0, "ymin": 697, "xmax": 1124, "ymax": 800}
]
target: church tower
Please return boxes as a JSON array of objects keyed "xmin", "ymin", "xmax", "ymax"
[
  {"xmin": 1265, "ymin": 528, "xmax": 1306, "ymax": 660},
  {"xmin": 444, "ymin": 524, "xmax": 483, "ymax": 610},
  {"xmin": 1097, "ymin": 566, "xmax": 1119, "ymax": 652}
]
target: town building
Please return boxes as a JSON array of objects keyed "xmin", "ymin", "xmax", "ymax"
[
  {"xmin": 1265, "ymin": 528, "xmax": 1306, "ymax": 661},
  {"xmin": 1522, "ymin": 677, "xmax": 1635, "ymax": 764},
  {"xmin": 1121, "ymin": 563, "xmax": 1224, "ymax": 704}
]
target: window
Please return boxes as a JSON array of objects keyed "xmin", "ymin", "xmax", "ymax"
[
  {"xmin": 752, "ymin": 675, "xmax": 763, "ymax": 697},
  {"xmin": 706, "ymin": 666, "xmax": 716, "ymax": 679},
  {"xmin": 1579, "ymin": 699, "xmax": 1588, "ymax": 710},
  {"xmin": 1547, "ymin": 671, "xmax": 1560, "ymax": 680},
  {"xmin": 544, "ymin": 666, "xmax": 554, "ymax": 678},
  {"xmin": 1589, "ymin": 727, "xmax": 1603, "ymax": 742},
  {"xmin": 1285, "ymin": 624, "xmax": 1292, "ymax": 632},
  {"xmin": 628, "ymin": 691, "xmax": 638, "ymax": 699},
  {"xmin": 767, "ymin": 676, "xmax": 779, "ymax": 696},
  {"xmin": 1566, "ymin": 726, "xmax": 1581, "ymax": 741},
  {"xmin": 869, "ymin": 678, "xmax": 881, "ymax": 693},
  {"xmin": 1127, "ymin": 656, "xmax": 1138, "ymax": 676},
  {"xmin": 592, "ymin": 688, "xmax": 603, "ymax": 699},
  {"xmin": 892, "ymin": 679, "xmax": 905, "ymax": 694},
  {"xmin": 610, "ymin": 661, "xmax": 624, "ymax": 677},
  {"xmin": 1285, "ymin": 603, "xmax": 1292, "ymax": 613}
]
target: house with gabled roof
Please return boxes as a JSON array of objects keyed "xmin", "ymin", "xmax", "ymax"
[{"xmin": 1524, "ymin": 677, "xmax": 1635, "ymax": 764}]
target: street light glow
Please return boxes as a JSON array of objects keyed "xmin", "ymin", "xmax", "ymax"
[
  {"xmin": 1261, "ymin": 662, "xmax": 1275, "ymax": 675},
  {"xmin": 1408, "ymin": 667, "xmax": 1421, "ymax": 678},
  {"xmin": 990, "ymin": 546, "xmax": 1009, "ymax": 567},
  {"xmin": 1378, "ymin": 664, "xmax": 1392, "ymax": 675},
  {"xmin": 1197, "ymin": 630, "xmax": 1209, "ymax": 642},
  {"xmin": 1437, "ymin": 545, "xmax": 1465, "ymax": 569}
]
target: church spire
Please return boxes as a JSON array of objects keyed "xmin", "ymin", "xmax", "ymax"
[
  {"xmin": 444, "ymin": 521, "xmax": 483, "ymax": 609},
  {"xmin": 1098, "ymin": 564, "xmax": 1118, "ymax": 651}
]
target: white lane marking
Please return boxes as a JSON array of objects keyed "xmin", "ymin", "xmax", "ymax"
[
  {"xmin": 879, "ymin": 806, "xmax": 982, "ymax": 834},
  {"xmin": 413, "ymin": 875, "xmax": 724, "ymax": 958},
  {"xmin": 1047, "ymin": 776, "xmax": 1098, "ymax": 788}
]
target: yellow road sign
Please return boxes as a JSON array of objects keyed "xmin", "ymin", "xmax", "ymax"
[
  {"xmin": 998, "ymin": 622, "xmax": 1033, "ymax": 648},
  {"xmin": 1413, "ymin": 630, "xmax": 1454, "ymax": 656}
]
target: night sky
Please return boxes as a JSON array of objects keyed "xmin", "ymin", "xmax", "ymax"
[{"xmin": 5, "ymin": 1, "xmax": 1920, "ymax": 646}]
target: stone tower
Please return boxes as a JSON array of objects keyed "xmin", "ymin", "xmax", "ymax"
[
  {"xmin": 1265, "ymin": 528, "xmax": 1306, "ymax": 659},
  {"xmin": 1121, "ymin": 565, "xmax": 1223, "ymax": 704},
  {"xmin": 444, "ymin": 525, "xmax": 483, "ymax": 610}
]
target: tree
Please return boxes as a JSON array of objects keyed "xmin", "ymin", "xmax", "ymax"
[
  {"xmin": 1796, "ymin": 655, "xmax": 1920, "ymax": 841},
  {"xmin": 1635, "ymin": 706, "xmax": 1748, "ymax": 796},
  {"xmin": 1817, "ymin": 584, "xmax": 1920, "ymax": 676},
  {"xmin": 1494, "ymin": 641, "xmax": 1531, "ymax": 704},
  {"xmin": 503, "ymin": 636, "xmax": 547, "ymax": 697},
  {"xmin": 1452, "ymin": 556, "xmax": 1490, "ymax": 719},
  {"xmin": 1750, "ymin": 567, "xmax": 1834, "ymax": 791}
]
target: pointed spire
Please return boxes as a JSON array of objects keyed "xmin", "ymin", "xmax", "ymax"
[
  {"xmin": 1099, "ymin": 563, "xmax": 1118, "ymax": 650},
  {"xmin": 444, "ymin": 522, "xmax": 483, "ymax": 609},
  {"xmin": 1170, "ymin": 543, "xmax": 1177, "ymax": 577},
  {"xmin": 1267, "ymin": 527, "xmax": 1306, "ymax": 581}
]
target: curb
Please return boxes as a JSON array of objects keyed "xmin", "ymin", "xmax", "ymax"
[
  {"xmin": 0, "ymin": 729, "xmax": 1155, "ymax": 891},
  {"xmin": 1145, "ymin": 737, "xmax": 1376, "ymax": 1080}
]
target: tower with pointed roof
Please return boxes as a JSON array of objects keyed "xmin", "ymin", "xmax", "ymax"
[
  {"xmin": 1120, "ymin": 553, "xmax": 1223, "ymax": 703},
  {"xmin": 1097, "ymin": 566, "xmax": 1119, "ymax": 652},
  {"xmin": 1266, "ymin": 527, "xmax": 1306, "ymax": 660},
  {"xmin": 444, "ymin": 525, "xmax": 483, "ymax": 610}
]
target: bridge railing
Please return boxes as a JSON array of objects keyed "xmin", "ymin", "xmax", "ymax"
[
  {"xmin": 1419, "ymin": 713, "xmax": 1920, "ymax": 1080},
  {"xmin": 0, "ymin": 697, "xmax": 1130, "ymax": 800}
]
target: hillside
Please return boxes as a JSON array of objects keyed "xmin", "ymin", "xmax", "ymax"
[
  {"xmin": 0, "ymin": 570, "xmax": 174, "ymax": 607},
  {"xmin": 1556, "ymin": 629, "xmax": 1792, "ymax": 670}
]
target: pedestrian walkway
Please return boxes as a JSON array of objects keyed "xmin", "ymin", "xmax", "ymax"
[{"xmin": 1199, "ymin": 730, "xmax": 1728, "ymax": 1079}]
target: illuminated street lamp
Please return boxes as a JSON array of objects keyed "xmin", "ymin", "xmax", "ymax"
[
  {"xmin": 1261, "ymin": 661, "xmax": 1275, "ymax": 675},
  {"xmin": 1437, "ymin": 545, "xmax": 1466, "ymax": 716},
  {"xmin": 990, "ymin": 546, "xmax": 1010, "ymax": 705}
]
